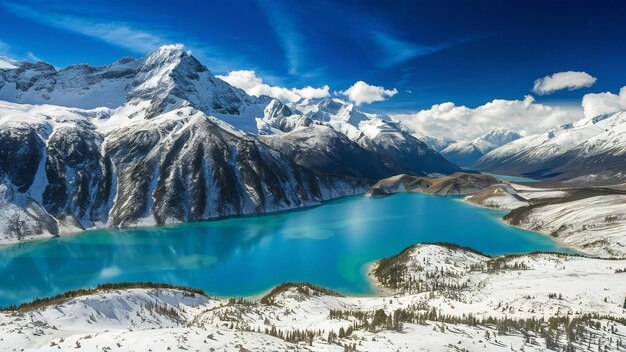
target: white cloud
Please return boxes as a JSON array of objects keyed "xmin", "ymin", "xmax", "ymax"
[
  {"xmin": 621, "ymin": 86, "xmax": 626, "ymax": 110},
  {"xmin": 0, "ymin": 40, "xmax": 9, "ymax": 54},
  {"xmin": 371, "ymin": 31, "xmax": 438, "ymax": 68},
  {"xmin": 533, "ymin": 71, "xmax": 597, "ymax": 95},
  {"xmin": 217, "ymin": 70, "xmax": 329, "ymax": 103},
  {"xmin": 581, "ymin": 87, "xmax": 626, "ymax": 118},
  {"xmin": 341, "ymin": 81, "xmax": 398, "ymax": 106},
  {"xmin": 26, "ymin": 52, "xmax": 43, "ymax": 62},
  {"xmin": 3, "ymin": 2, "xmax": 164, "ymax": 54},
  {"xmin": 257, "ymin": 0, "xmax": 304, "ymax": 75},
  {"xmin": 392, "ymin": 95, "xmax": 583, "ymax": 141}
]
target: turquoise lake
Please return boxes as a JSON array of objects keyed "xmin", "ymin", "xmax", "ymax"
[
  {"xmin": 483, "ymin": 173, "xmax": 539, "ymax": 183},
  {"xmin": 0, "ymin": 193, "xmax": 573, "ymax": 306}
]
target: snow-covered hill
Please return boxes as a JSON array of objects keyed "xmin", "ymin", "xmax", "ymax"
[
  {"xmin": 474, "ymin": 112, "xmax": 626, "ymax": 182},
  {"xmin": 2, "ymin": 244, "xmax": 625, "ymax": 351},
  {"xmin": 441, "ymin": 129, "xmax": 521, "ymax": 166},
  {"xmin": 465, "ymin": 182, "xmax": 626, "ymax": 258}
]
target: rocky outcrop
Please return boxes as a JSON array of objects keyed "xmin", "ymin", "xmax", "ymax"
[
  {"xmin": 260, "ymin": 124, "xmax": 418, "ymax": 180},
  {"xmin": 366, "ymin": 172, "xmax": 502, "ymax": 197}
]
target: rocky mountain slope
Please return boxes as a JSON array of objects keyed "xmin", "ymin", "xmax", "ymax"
[
  {"xmin": 0, "ymin": 45, "xmax": 458, "ymax": 243},
  {"xmin": 474, "ymin": 111, "xmax": 626, "ymax": 183},
  {"xmin": 2, "ymin": 244, "xmax": 625, "ymax": 351},
  {"xmin": 411, "ymin": 131, "xmax": 456, "ymax": 152},
  {"xmin": 258, "ymin": 98, "xmax": 460, "ymax": 178},
  {"xmin": 366, "ymin": 172, "xmax": 502, "ymax": 197},
  {"xmin": 440, "ymin": 128, "xmax": 521, "ymax": 166}
]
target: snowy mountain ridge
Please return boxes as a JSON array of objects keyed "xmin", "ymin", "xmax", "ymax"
[
  {"xmin": 0, "ymin": 45, "xmax": 458, "ymax": 243},
  {"xmin": 474, "ymin": 111, "xmax": 626, "ymax": 181},
  {"xmin": 440, "ymin": 128, "xmax": 522, "ymax": 166},
  {"xmin": 257, "ymin": 98, "xmax": 460, "ymax": 178}
]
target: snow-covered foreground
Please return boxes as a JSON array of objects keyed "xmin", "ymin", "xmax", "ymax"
[
  {"xmin": 2, "ymin": 244, "xmax": 625, "ymax": 351},
  {"xmin": 508, "ymin": 194, "xmax": 626, "ymax": 258}
]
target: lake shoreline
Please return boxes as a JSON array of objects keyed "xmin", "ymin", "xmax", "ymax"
[
  {"xmin": 1, "ymin": 240, "xmax": 615, "ymax": 311},
  {"xmin": 0, "ymin": 190, "xmax": 577, "ymax": 307}
]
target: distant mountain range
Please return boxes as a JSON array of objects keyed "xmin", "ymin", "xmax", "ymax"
[
  {"xmin": 0, "ymin": 46, "xmax": 458, "ymax": 240},
  {"xmin": 438, "ymin": 129, "xmax": 522, "ymax": 166},
  {"xmin": 474, "ymin": 111, "xmax": 626, "ymax": 183}
]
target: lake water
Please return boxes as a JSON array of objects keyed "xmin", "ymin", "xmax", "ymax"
[
  {"xmin": 0, "ymin": 193, "xmax": 573, "ymax": 306},
  {"xmin": 484, "ymin": 173, "xmax": 539, "ymax": 183}
]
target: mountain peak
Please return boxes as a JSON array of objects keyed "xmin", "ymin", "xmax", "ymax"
[
  {"xmin": 149, "ymin": 44, "xmax": 187, "ymax": 58},
  {"xmin": 476, "ymin": 128, "xmax": 522, "ymax": 146},
  {"xmin": 141, "ymin": 44, "xmax": 206, "ymax": 74},
  {"xmin": 0, "ymin": 56, "xmax": 18, "ymax": 69}
]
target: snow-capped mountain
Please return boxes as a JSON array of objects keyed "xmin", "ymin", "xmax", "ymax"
[
  {"xmin": 0, "ymin": 45, "xmax": 458, "ymax": 241},
  {"xmin": 440, "ymin": 143, "xmax": 484, "ymax": 167},
  {"xmin": 474, "ymin": 111, "xmax": 626, "ymax": 182},
  {"xmin": 0, "ymin": 57, "xmax": 17, "ymax": 70},
  {"xmin": 356, "ymin": 118, "xmax": 459, "ymax": 175},
  {"xmin": 473, "ymin": 128, "xmax": 522, "ymax": 153},
  {"xmin": 0, "ymin": 55, "xmax": 138, "ymax": 109},
  {"xmin": 440, "ymin": 129, "xmax": 521, "ymax": 166},
  {"xmin": 258, "ymin": 97, "xmax": 376, "ymax": 139},
  {"xmin": 410, "ymin": 132, "xmax": 456, "ymax": 152},
  {"xmin": 258, "ymin": 98, "xmax": 460, "ymax": 177}
]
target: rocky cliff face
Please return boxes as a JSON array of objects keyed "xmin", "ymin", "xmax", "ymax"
[{"xmin": 105, "ymin": 108, "xmax": 362, "ymax": 228}]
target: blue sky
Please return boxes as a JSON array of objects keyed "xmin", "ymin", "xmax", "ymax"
[{"xmin": 0, "ymin": 0, "xmax": 625, "ymax": 116}]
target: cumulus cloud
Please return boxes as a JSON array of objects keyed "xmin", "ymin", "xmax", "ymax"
[
  {"xmin": 392, "ymin": 95, "xmax": 583, "ymax": 141},
  {"xmin": 217, "ymin": 70, "xmax": 329, "ymax": 103},
  {"xmin": 533, "ymin": 71, "xmax": 597, "ymax": 95},
  {"xmin": 341, "ymin": 81, "xmax": 398, "ymax": 106},
  {"xmin": 581, "ymin": 86, "xmax": 626, "ymax": 118}
]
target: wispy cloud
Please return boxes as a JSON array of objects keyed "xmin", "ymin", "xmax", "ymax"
[
  {"xmin": 0, "ymin": 40, "xmax": 9, "ymax": 54},
  {"xmin": 0, "ymin": 1, "xmax": 251, "ymax": 72},
  {"xmin": 256, "ymin": 0, "xmax": 305, "ymax": 75},
  {"xmin": 371, "ymin": 30, "xmax": 486, "ymax": 68},
  {"xmin": 3, "ymin": 2, "xmax": 163, "ymax": 53},
  {"xmin": 371, "ymin": 31, "xmax": 440, "ymax": 67},
  {"xmin": 26, "ymin": 51, "xmax": 43, "ymax": 62}
]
